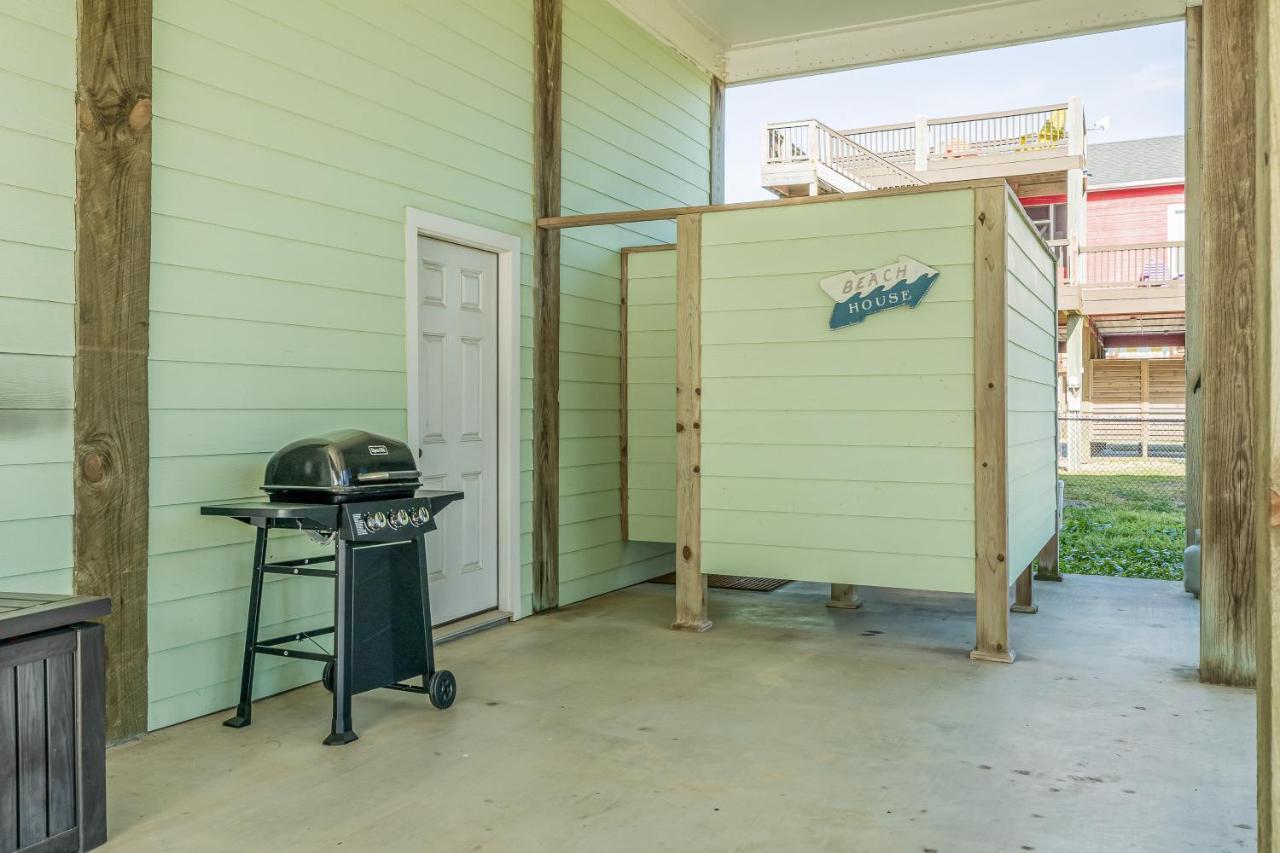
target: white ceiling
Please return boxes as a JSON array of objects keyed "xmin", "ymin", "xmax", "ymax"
[
  {"xmin": 610, "ymin": 0, "xmax": 1196, "ymax": 82},
  {"xmin": 676, "ymin": 0, "xmax": 1006, "ymax": 46}
]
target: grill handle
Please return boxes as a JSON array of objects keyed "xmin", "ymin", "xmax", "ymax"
[{"xmin": 356, "ymin": 470, "xmax": 421, "ymax": 483}]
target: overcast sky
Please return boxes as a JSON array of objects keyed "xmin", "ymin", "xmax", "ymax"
[{"xmin": 725, "ymin": 21, "xmax": 1186, "ymax": 202}]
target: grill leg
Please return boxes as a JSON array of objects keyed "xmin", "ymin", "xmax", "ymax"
[
  {"xmin": 325, "ymin": 540, "xmax": 358, "ymax": 745},
  {"xmin": 417, "ymin": 536, "xmax": 436, "ymax": 684},
  {"xmin": 224, "ymin": 526, "xmax": 269, "ymax": 728}
]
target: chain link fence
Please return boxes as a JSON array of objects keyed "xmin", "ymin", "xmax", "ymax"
[{"xmin": 1056, "ymin": 416, "xmax": 1186, "ymax": 581}]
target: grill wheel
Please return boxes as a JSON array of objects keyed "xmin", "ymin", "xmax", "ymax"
[{"xmin": 321, "ymin": 662, "xmax": 457, "ymax": 711}]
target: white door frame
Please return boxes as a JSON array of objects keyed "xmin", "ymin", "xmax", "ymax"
[{"xmin": 404, "ymin": 208, "xmax": 522, "ymax": 620}]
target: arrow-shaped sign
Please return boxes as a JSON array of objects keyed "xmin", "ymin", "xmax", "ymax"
[{"xmin": 819, "ymin": 256, "xmax": 940, "ymax": 330}]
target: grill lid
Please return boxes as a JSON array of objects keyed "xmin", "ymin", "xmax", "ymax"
[{"xmin": 262, "ymin": 429, "xmax": 421, "ymax": 503}]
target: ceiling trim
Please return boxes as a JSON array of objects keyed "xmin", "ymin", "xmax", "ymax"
[
  {"xmin": 722, "ymin": 0, "xmax": 1192, "ymax": 83},
  {"xmin": 607, "ymin": 0, "xmax": 725, "ymax": 78}
]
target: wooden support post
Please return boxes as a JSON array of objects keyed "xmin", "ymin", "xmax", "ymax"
[
  {"xmin": 1140, "ymin": 358, "xmax": 1151, "ymax": 458},
  {"xmin": 709, "ymin": 77, "xmax": 725, "ymax": 205},
  {"xmin": 1186, "ymin": 4, "xmax": 1204, "ymax": 550},
  {"xmin": 532, "ymin": 0, "xmax": 562, "ymax": 612},
  {"xmin": 73, "ymin": 0, "xmax": 152, "ymax": 742},
  {"xmin": 1200, "ymin": 0, "xmax": 1260, "ymax": 687},
  {"xmin": 827, "ymin": 584, "xmax": 862, "ymax": 610},
  {"xmin": 672, "ymin": 214, "xmax": 710, "ymax": 632},
  {"xmin": 1011, "ymin": 566, "xmax": 1037, "ymax": 614},
  {"xmin": 1256, "ymin": 0, "xmax": 1278, "ymax": 846},
  {"xmin": 971, "ymin": 185, "xmax": 1013, "ymax": 664},
  {"xmin": 1035, "ymin": 525, "xmax": 1061, "ymax": 582}
]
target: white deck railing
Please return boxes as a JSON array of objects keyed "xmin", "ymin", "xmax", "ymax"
[
  {"xmin": 841, "ymin": 100, "xmax": 1083, "ymax": 172},
  {"xmin": 764, "ymin": 119, "xmax": 924, "ymax": 192},
  {"xmin": 1077, "ymin": 242, "xmax": 1186, "ymax": 286}
]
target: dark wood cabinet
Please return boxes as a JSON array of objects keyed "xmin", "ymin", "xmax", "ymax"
[{"xmin": 0, "ymin": 594, "xmax": 110, "ymax": 853}]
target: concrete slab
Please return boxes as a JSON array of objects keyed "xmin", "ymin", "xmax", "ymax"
[{"xmin": 103, "ymin": 576, "xmax": 1255, "ymax": 853}]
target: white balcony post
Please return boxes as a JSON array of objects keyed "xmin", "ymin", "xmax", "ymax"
[
  {"xmin": 1067, "ymin": 166, "xmax": 1086, "ymax": 282},
  {"xmin": 807, "ymin": 120, "xmax": 821, "ymax": 196},
  {"xmin": 1067, "ymin": 95, "xmax": 1085, "ymax": 157},
  {"xmin": 914, "ymin": 115, "xmax": 929, "ymax": 172}
]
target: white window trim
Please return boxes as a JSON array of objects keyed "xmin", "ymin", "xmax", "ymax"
[
  {"xmin": 403, "ymin": 208, "xmax": 523, "ymax": 620},
  {"xmin": 1167, "ymin": 203, "xmax": 1186, "ymax": 241}
]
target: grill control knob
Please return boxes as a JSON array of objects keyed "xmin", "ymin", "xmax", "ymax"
[
  {"xmin": 389, "ymin": 508, "xmax": 411, "ymax": 530},
  {"xmin": 412, "ymin": 506, "xmax": 431, "ymax": 527},
  {"xmin": 367, "ymin": 511, "xmax": 388, "ymax": 532}
]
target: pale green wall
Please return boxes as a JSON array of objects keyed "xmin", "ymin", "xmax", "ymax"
[
  {"xmin": 0, "ymin": 1, "xmax": 76, "ymax": 595},
  {"xmin": 555, "ymin": 0, "xmax": 707, "ymax": 602},
  {"xmin": 625, "ymin": 249, "xmax": 677, "ymax": 542},
  {"xmin": 699, "ymin": 192, "xmax": 978, "ymax": 593},
  {"xmin": 146, "ymin": 0, "xmax": 540, "ymax": 730},
  {"xmin": 1004, "ymin": 198, "xmax": 1058, "ymax": 574},
  {"xmin": 146, "ymin": 0, "xmax": 707, "ymax": 728}
]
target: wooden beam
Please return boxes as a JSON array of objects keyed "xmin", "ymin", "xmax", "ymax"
[
  {"xmin": 1257, "ymin": 0, "xmax": 1278, "ymax": 846},
  {"xmin": 971, "ymin": 185, "xmax": 1013, "ymax": 663},
  {"xmin": 709, "ymin": 76, "xmax": 725, "ymax": 205},
  {"xmin": 73, "ymin": 0, "xmax": 152, "ymax": 742},
  {"xmin": 536, "ymin": 178, "xmax": 1009, "ymax": 230},
  {"xmin": 1186, "ymin": 4, "xmax": 1204, "ymax": 552},
  {"xmin": 532, "ymin": 0, "xmax": 562, "ymax": 612},
  {"xmin": 672, "ymin": 214, "xmax": 710, "ymax": 632},
  {"xmin": 619, "ymin": 249, "xmax": 630, "ymax": 542},
  {"xmin": 1200, "ymin": 0, "xmax": 1260, "ymax": 687}
]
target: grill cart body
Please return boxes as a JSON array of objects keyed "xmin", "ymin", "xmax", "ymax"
[{"xmin": 201, "ymin": 430, "xmax": 463, "ymax": 745}]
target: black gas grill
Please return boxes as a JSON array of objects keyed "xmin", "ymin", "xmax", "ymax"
[{"xmin": 201, "ymin": 430, "xmax": 463, "ymax": 745}]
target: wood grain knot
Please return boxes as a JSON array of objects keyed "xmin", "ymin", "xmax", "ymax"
[
  {"xmin": 76, "ymin": 102, "xmax": 97, "ymax": 133},
  {"xmin": 996, "ymin": 553, "xmax": 1005, "ymax": 562},
  {"xmin": 676, "ymin": 423, "xmax": 685, "ymax": 432},
  {"xmin": 692, "ymin": 422, "xmax": 699, "ymax": 430},
  {"xmin": 129, "ymin": 98, "xmax": 152, "ymax": 132},
  {"xmin": 978, "ymin": 212, "xmax": 987, "ymax": 225},
  {"xmin": 682, "ymin": 545, "xmax": 692, "ymax": 560},
  {"xmin": 695, "ymin": 387, "xmax": 701, "ymax": 396},
  {"xmin": 692, "ymin": 465, "xmax": 700, "ymax": 474},
  {"xmin": 81, "ymin": 449, "xmax": 109, "ymax": 484}
]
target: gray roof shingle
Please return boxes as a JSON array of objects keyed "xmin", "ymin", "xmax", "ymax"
[{"xmin": 1087, "ymin": 135, "xmax": 1185, "ymax": 188}]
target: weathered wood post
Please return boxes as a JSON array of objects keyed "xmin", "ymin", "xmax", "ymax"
[
  {"xmin": 1255, "ymin": 0, "xmax": 1278, "ymax": 846},
  {"xmin": 1200, "ymin": 0, "xmax": 1261, "ymax": 688},
  {"xmin": 971, "ymin": 185, "xmax": 1013, "ymax": 663},
  {"xmin": 1185, "ymin": 4, "xmax": 1204, "ymax": 552},
  {"xmin": 672, "ymin": 214, "xmax": 710, "ymax": 632},
  {"xmin": 532, "ymin": 0, "xmax": 563, "ymax": 612},
  {"xmin": 74, "ymin": 0, "xmax": 153, "ymax": 742}
]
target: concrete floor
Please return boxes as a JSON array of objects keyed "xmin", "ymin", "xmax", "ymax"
[{"xmin": 104, "ymin": 576, "xmax": 1255, "ymax": 853}]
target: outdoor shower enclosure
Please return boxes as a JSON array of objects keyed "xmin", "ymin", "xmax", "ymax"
[{"xmin": 610, "ymin": 181, "xmax": 1059, "ymax": 661}]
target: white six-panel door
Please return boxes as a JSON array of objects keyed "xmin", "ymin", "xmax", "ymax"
[{"xmin": 417, "ymin": 236, "xmax": 499, "ymax": 624}]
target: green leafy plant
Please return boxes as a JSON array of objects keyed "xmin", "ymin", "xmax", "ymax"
[{"xmin": 1056, "ymin": 475, "xmax": 1185, "ymax": 581}]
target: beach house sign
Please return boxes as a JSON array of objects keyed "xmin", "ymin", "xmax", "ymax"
[{"xmin": 820, "ymin": 256, "xmax": 940, "ymax": 330}]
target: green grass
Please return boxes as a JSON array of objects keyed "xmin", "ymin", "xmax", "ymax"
[{"xmin": 1057, "ymin": 475, "xmax": 1186, "ymax": 581}]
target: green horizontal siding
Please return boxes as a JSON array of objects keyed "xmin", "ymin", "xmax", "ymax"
[
  {"xmin": 148, "ymin": 0, "xmax": 540, "ymax": 731},
  {"xmin": 1005, "ymin": 199, "xmax": 1059, "ymax": 575},
  {"xmin": 147, "ymin": 0, "xmax": 707, "ymax": 729},
  {"xmin": 0, "ymin": 1, "xmax": 75, "ymax": 595},
  {"xmin": 699, "ymin": 191, "xmax": 977, "ymax": 593},
  {"xmin": 555, "ymin": 0, "xmax": 708, "ymax": 603},
  {"xmin": 625, "ymin": 249, "xmax": 677, "ymax": 542}
]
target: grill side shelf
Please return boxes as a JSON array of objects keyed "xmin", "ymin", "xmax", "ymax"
[{"xmin": 200, "ymin": 501, "xmax": 339, "ymax": 531}]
